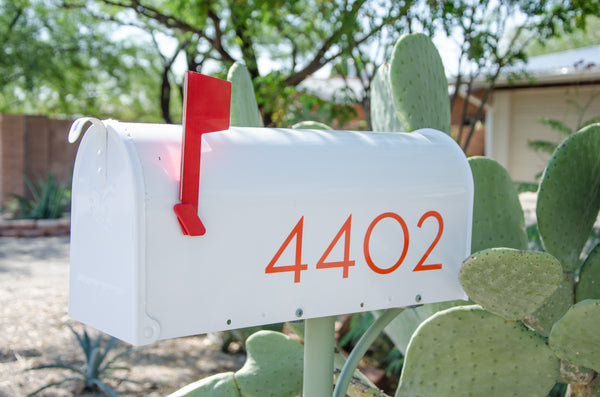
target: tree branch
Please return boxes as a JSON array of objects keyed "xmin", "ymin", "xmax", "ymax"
[
  {"xmin": 284, "ymin": 0, "xmax": 369, "ymax": 86},
  {"xmin": 98, "ymin": 0, "xmax": 236, "ymax": 64}
]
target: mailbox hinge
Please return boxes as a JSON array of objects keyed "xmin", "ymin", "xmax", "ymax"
[{"xmin": 173, "ymin": 71, "xmax": 231, "ymax": 236}]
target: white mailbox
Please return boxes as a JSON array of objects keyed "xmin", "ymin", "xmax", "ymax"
[{"xmin": 69, "ymin": 73, "xmax": 473, "ymax": 346}]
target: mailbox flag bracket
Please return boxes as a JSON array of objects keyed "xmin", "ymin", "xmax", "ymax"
[{"xmin": 174, "ymin": 71, "xmax": 231, "ymax": 236}]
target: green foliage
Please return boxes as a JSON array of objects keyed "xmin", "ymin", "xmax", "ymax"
[
  {"xmin": 167, "ymin": 331, "xmax": 303, "ymax": 397},
  {"xmin": 529, "ymin": 93, "xmax": 600, "ymax": 159},
  {"xmin": 549, "ymin": 300, "xmax": 600, "ymax": 372},
  {"xmin": 526, "ymin": 16, "xmax": 600, "ymax": 57},
  {"xmin": 369, "ymin": 33, "xmax": 451, "ymax": 135},
  {"xmin": 74, "ymin": 0, "xmax": 408, "ymax": 125},
  {"xmin": 389, "ymin": 33, "xmax": 451, "ymax": 135},
  {"xmin": 0, "ymin": 0, "xmax": 163, "ymax": 121},
  {"xmin": 10, "ymin": 172, "xmax": 70, "ymax": 220},
  {"xmin": 370, "ymin": 64, "xmax": 404, "ymax": 132},
  {"xmin": 28, "ymin": 326, "xmax": 136, "ymax": 396},
  {"xmin": 227, "ymin": 63, "xmax": 263, "ymax": 128},
  {"xmin": 576, "ymin": 244, "xmax": 600, "ymax": 302},
  {"xmin": 459, "ymin": 248, "xmax": 563, "ymax": 320},
  {"xmin": 537, "ymin": 124, "xmax": 600, "ymax": 271},
  {"xmin": 396, "ymin": 305, "xmax": 560, "ymax": 397},
  {"xmin": 469, "ymin": 156, "xmax": 528, "ymax": 254}
]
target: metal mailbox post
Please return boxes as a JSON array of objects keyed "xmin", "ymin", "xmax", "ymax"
[{"xmin": 68, "ymin": 72, "xmax": 473, "ymax": 396}]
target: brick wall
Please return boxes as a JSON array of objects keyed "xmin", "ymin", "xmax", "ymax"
[{"xmin": 0, "ymin": 114, "xmax": 76, "ymax": 207}]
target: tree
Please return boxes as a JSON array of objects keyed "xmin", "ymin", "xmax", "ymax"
[
  {"xmin": 526, "ymin": 15, "xmax": 600, "ymax": 56},
  {"xmin": 0, "ymin": 0, "xmax": 164, "ymax": 121},
  {"xmin": 420, "ymin": 0, "xmax": 600, "ymax": 152},
  {"xmin": 68, "ymin": 0, "xmax": 412, "ymax": 126}
]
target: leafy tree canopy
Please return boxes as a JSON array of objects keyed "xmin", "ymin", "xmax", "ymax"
[
  {"xmin": 60, "ymin": 0, "xmax": 411, "ymax": 125},
  {"xmin": 2, "ymin": 0, "xmax": 599, "ymax": 129},
  {"xmin": 0, "ymin": 0, "xmax": 164, "ymax": 121}
]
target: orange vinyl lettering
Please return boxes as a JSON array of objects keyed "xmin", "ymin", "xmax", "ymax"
[
  {"xmin": 316, "ymin": 215, "xmax": 356, "ymax": 278},
  {"xmin": 364, "ymin": 212, "xmax": 409, "ymax": 275},
  {"xmin": 413, "ymin": 211, "xmax": 444, "ymax": 272},
  {"xmin": 265, "ymin": 217, "xmax": 308, "ymax": 283}
]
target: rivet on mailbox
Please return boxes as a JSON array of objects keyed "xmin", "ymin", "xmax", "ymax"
[{"xmin": 68, "ymin": 71, "xmax": 474, "ymax": 346}]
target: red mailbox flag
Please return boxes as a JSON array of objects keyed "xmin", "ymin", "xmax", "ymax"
[{"xmin": 174, "ymin": 71, "xmax": 231, "ymax": 236}]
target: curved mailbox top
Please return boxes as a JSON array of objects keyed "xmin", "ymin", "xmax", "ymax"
[{"xmin": 69, "ymin": 120, "xmax": 473, "ymax": 345}]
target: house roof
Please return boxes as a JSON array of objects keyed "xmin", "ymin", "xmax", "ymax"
[
  {"xmin": 495, "ymin": 44, "xmax": 600, "ymax": 87},
  {"xmin": 301, "ymin": 45, "xmax": 600, "ymax": 101}
]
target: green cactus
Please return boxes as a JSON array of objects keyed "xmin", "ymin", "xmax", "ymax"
[
  {"xmin": 536, "ymin": 124, "xmax": 600, "ymax": 271},
  {"xmin": 235, "ymin": 330, "xmax": 304, "ymax": 397},
  {"xmin": 389, "ymin": 33, "xmax": 451, "ymax": 135},
  {"xmin": 396, "ymin": 305, "xmax": 560, "ymax": 397},
  {"xmin": 523, "ymin": 274, "xmax": 574, "ymax": 336},
  {"xmin": 576, "ymin": 243, "xmax": 600, "ymax": 302},
  {"xmin": 468, "ymin": 156, "xmax": 528, "ymax": 254},
  {"xmin": 459, "ymin": 248, "xmax": 562, "ymax": 320},
  {"xmin": 167, "ymin": 372, "xmax": 239, "ymax": 397},
  {"xmin": 227, "ymin": 62, "xmax": 263, "ymax": 127},
  {"xmin": 549, "ymin": 300, "xmax": 600, "ymax": 373},
  {"xmin": 171, "ymin": 27, "xmax": 600, "ymax": 396},
  {"xmin": 370, "ymin": 64, "xmax": 404, "ymax": 132},
  {"xmin": 167, "ymin": 331, "xmax": 303, "ymax": 397},
  {"xmin": 385, "ymin": 125, "xmax": 600, "ymax": 397}
]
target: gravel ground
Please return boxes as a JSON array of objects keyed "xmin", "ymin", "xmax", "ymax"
[{"xmin": 0, "ymin": 237, "xmax": 245, "ymax": 397}]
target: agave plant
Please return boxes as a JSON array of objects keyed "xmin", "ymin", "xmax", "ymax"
[{"xmin": 28, "ymin": 325, "xmax": 136, "ymax": 396}]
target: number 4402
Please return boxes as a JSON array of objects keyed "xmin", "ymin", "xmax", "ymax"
[{"xmin": 265, "ymin": 211, "xmax": 444, "ymax": 283}]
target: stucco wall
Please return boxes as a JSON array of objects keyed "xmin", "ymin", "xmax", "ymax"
[{"xmin": 488, "ymin": 84, "xmax": 600, "ymax": 183}]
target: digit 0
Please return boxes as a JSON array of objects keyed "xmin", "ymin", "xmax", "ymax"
[{"xmin": 363, "ymin": 212, "xmax": 409, "ymax": 274}]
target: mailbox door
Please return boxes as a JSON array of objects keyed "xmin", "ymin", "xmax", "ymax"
[{"xmin": 69, "ymin": 122, "xmax": 159, "ymax": 345}]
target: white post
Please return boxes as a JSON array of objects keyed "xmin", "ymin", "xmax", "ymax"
[{"xmin": 303, "ymin": 316, "xmax": 336, "ymax": 397}]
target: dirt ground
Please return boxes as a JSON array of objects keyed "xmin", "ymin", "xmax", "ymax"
[{"xmin": 0, "ymin": 236, "xmax": 246, "ymax": 397}]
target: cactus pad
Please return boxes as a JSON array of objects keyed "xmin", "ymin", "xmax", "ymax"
[
  {"xmin": 468, "ymin": 157, "xmax": 528, "ymax": 253},
  {"xmin": 549, "ymin": 299, "xmax": 600, "ymax": 372},
  {"xmin": 382, "ymin": 300, "xmax": 468, "ymax": 355},
  {"xmin": 523, "ymin": 275, "xmax": 574, "ymax": 336},
  {"xmin": 370, "ymin": 64, "xmax": 404, "ymax": 132},
  {"xmin": 290, "ymin": 121, "xmax": 332, "ymax": 130},
  {"xmin": 227, "ymin": 62, "xmax": 263, "ymax": 127},
  {"xmin": 396, "ymin": 305, "xmax": 560, "ymax": 397},
  {"xmin": 576, "ymin": 243, "xmax": 600, "ymax": 302},
  {"xmin": 166, "ymin": 372, "xmax": 239, "ymax": 397},
  {"xmin": 537, "ymin": 124, "xmax": 600, "ymax": 271},
  {"xmin": 389, "ymin": 33, "xmax": 450, "ymax": 134},
  {"xmin": 235, "ymin": 330, "xmax": 303, "ymax": 397},
  {"xmin": 459, "ymin": 248, "xmax": 562, "ymax": 320}
]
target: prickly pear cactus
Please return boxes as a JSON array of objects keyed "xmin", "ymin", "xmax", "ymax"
[
  {"xmin": 523, "ymin": 275, "xmax": 574, "ymax": 336},
  {"xmin": 227, "ymin": 62, "xmax": 263, "ymax": 127},
  {"xmin": 536, "ymin": 124, "xmax": 600, "ymax": 271},
  {"xmin": 468, "ymin": 156, "xmax": 528, "ymax": 254},
  {"xmin": 235, "ymin": 330, "xmax": 304, "ymax": 397},
  {"xmin": 167, "ymin": 372, "xmax": 239, "ymax": 397},
  {"xmin": 392, "ymin": 124, "xmax": 600, "ymax": 397},
  {"xmin": 370, "ymin": 64, "xmax": 404, "ymax": 132},
  {"xmin": 576, "ymin": 244, "xmax": 600, "ymax": 302},
  {"xmin": 396, "ymin": 305, "xmax": 560, "ymax": 397},
  {"xmin": 459, "ymin": 248, "xmax": 562, "ymax": 320},
  {"xmin": 167, "ymin": 331, "xmax": 303, "ymax": 397},
  {"xmin": 389, "ymin": 33, "xmax": 451, "ymax": 135},
  {"xmin": 549, "ymin": 300, "xmax": 600, "ymax": 373}
]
